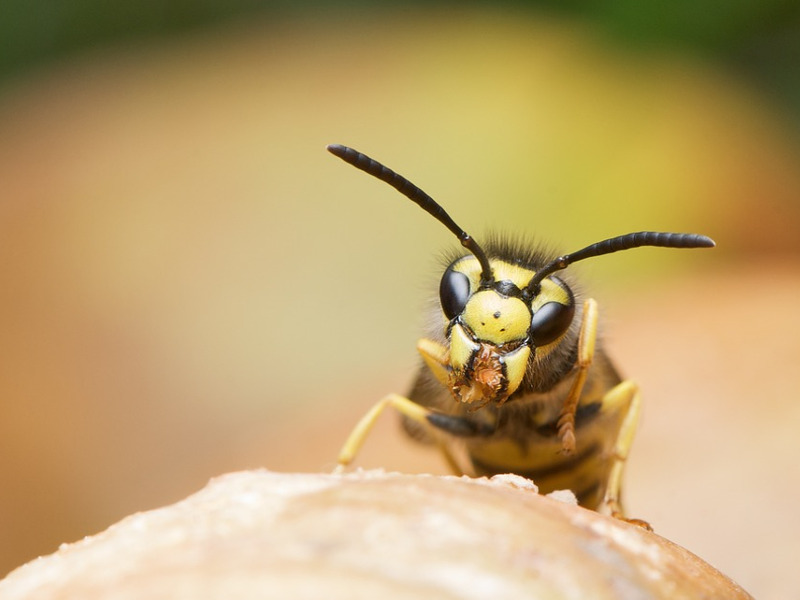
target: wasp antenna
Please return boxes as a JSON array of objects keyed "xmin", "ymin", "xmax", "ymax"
[
  {"xmin": 526, "ymin": 231, "xmax": 716, "ymax": 294},
  {"xmin": 327, "ymin": 144, "xmax": 494, "ymax": 284}
]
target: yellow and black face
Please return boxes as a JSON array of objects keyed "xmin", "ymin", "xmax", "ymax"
[{"xmin": 436, "ymin": 255, "xmax": 574, "ymax": 408}]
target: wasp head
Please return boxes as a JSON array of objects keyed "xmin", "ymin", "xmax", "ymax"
[{"xmin": 435, "ymin": 255, "xmax": 575, "ymax": 408}]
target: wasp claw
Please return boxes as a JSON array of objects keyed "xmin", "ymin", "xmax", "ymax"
[
  {"xmin": 558, "ymin": 426, "xmax": 576, "ymax": 455},
  {"xmin": 613, "ymin": 512, "xmax": 653, "ymax": 532}
]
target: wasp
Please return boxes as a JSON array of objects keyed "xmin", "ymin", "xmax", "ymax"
[{"xmin": 327, "ymin": 144, "xmax": 714, "ymax": 524}]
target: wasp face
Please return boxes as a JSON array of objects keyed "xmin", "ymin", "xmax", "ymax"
[{"xmin": 436, "ymin": 256, "xmax": 575, "ymax": 408}]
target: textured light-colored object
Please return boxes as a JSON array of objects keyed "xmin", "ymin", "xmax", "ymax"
[{"xmin": 0, "ymin": 470, "xmax": 751, "ymax": 599}]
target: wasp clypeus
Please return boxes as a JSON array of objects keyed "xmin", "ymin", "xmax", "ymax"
[{"xmin": 327, "ymin": 144, "xmax": 714, "ymax": 525}]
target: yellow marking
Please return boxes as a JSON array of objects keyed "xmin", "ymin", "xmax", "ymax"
[
  {"xmin": 449, "ymin": 323, "xmax": 478, "ymax": 371},
  {"xmin": 452, "ymin": 256, "xmax": 535, "ymax": 290},
  {"xmin": 468, "ymin": 436, "xmax": 563, "ymax": 472},
  {"xmin": 528, "ymin": 278, "xmax": 571, "ymax": 312},
  {"xmin": 417, "ymin": 338, "xmax": 450, "ymax": 387},
  {"xmin": 503, "ymin": 344, "xmax": 531, "ymax": 396},
  {"xmin": 462, "ymin": 291, "xmax": 530, "ymax": 344}
]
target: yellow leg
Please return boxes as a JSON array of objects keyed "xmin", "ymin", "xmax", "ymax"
[
  {"xmin": 596, "ymin": 379, "xmax": 652, "ymax": 530},
  {"xmin": 335, "ymin": 393, "xmax": 434, "ymax": 472},
  {"xmin": 557, "ymin": 298, "xmax": 598, "ymax": 454}
]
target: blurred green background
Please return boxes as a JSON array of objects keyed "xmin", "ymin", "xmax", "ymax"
[{"xmin": 1, "ymin": 2, "xmax": 799, "ymax": 598}]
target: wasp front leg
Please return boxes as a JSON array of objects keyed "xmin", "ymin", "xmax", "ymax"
[
  {"xmin": 335, "ymin": 336, "xmax": 459, "ymax": 473},
  {"xmin": 558, "ymin": 298, "xmax": 599, "ymax": 454},
  {"xmin": 335, "ymin": 393, "xmax": 432, "ymax": 472}
]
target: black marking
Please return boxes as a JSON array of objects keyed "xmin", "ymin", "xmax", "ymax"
[
  {"xmin": 493, "ymin": 311, "xmax": 501, "ymax": 319},
  {"xmin": 470, "ymin": 442, "xmax": 601, "ymax": 483},
  {"xmin": 573, "ymin": 480, "xmax": 603, "ymax": 508},
  {"xmin": 493, "ymin": 279, "xmax": 522, "ymax": 298},
  {"xmin": 427, "ymin": 413, "xmax": 496, "ymax": 438},
  {"xmin": 529, "ymin": 300, "xmax": 576, "ymax": 348},
  {"xmin": 575, "ymin": 401, "xmax": 602, "ymax": 425},
  {"xmin": 440, "ymin": 266, "xmax": 471, "ymax": 321},
  {"xmin": 535, "ymin": 402, "xmax": 601, "ymax": 437}
]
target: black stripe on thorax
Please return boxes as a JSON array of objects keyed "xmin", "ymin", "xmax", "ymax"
[{"xmin": 471, "ymin": 441, "xmax": 601, "ymax": 482}]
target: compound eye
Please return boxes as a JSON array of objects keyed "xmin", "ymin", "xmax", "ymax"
[
  {"xmin": 530, "ymin": 301, "xmax": 575, "ymax": 347},
  {"xmin": 439, "ymin": 266, "xmax": 471, "ymax": 320}
]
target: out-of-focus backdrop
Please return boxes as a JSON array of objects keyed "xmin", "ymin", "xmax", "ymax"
[{"xmin": 1, "ymin": 2, "xmax": 798, "ymax": 598}]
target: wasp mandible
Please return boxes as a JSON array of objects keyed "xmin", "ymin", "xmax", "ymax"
[{"xmin": 327, "ymin": 144, "xmax": 714, "ymax": 523}]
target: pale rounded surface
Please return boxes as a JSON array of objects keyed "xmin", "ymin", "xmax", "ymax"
[{"xmin": 0, "ymin": 470, "xmax": 751, "ymax": 600}]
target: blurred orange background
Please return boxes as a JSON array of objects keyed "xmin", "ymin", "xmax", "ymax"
[{"xmin": 1, "ymin": 5, "xmax": 799, "ymax": 599}]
